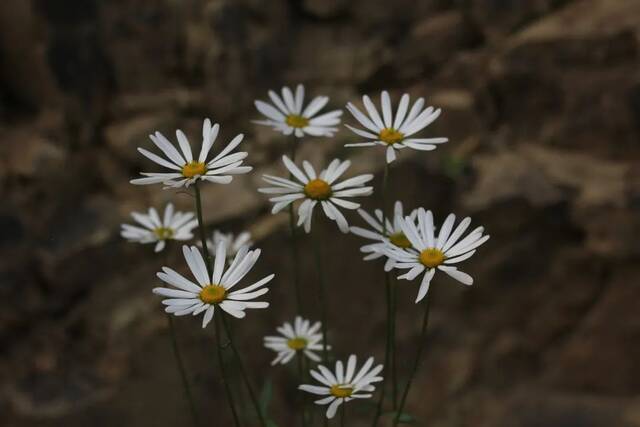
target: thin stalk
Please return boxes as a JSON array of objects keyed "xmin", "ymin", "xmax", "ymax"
[
  {"xmin": 214, "ymin": 315, "xmax": 242, "ymax": 427},
  {"xmin": 296, "ymin": 353, "xmax": 309, "ymax": 427},
  {"xmin": 392, "ymin": 295, "xmax": 432, "ymax": 427},
  {"xmin": 288, "ymin": 137, "xmax": 303, "ymax": 313},
  {"xmin": 372, "ymin": 272, "xmax": 392, "ymax": 426},
  {"xmin": 340, "ymin": 403, "xmax": 346, "ymax": 427},
  {"xmin": 311, "ymin": 220, "xmax": 329, "ymax": 362},
  {"xmin": 193, "ymin": 182, "xmax": 213, "ymax": 271},
  {"xmin": 221, "ymin": 313, "xmax": 268, "ymax": 427}
]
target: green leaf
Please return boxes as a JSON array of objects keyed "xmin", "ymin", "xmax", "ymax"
[
  {"xmin": 266, "ymin": 420, "xmax": 279, "ymax": 427},
  {"xmin": 259, "ymin": 378, "xmax": 274, "ymax": 414},
  {"xmin": 384, "ymin": 411, "xmax": 416, "ymax": 424}
]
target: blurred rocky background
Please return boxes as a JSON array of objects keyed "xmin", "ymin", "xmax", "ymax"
[{"xmin": 1, "ymin": 0, "xmax": 640, "ymax": 426}]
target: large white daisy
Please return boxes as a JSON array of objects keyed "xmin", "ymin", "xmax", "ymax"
[
  {"xmin": 349, "ymin": 201, "xmax": 418, "ymax": 271},
  {"xmin": 263, "ymin": 316, "xmax": 326, "ymax": 366},
  {"xmin": 131, "ymin": 118, "xmax": 252, "ymax": 188},
  {"xmin": 254, "ymin": 84, "xmax": 342, "ymax": 138},
  {"xmin": 383, "ymin": 208, "xmax": 490, "ymax": 302},
  {"xmin": 299, "ymin": 355, "xmax": 383, "ymax": 419},
  {"xmin": 121, "ymin": 203, "xmax": 197, "ymax": 252},
  {"xmin": 344, "ymin": 91, "xmax": 448, "ymax": 163},
  {"xmin": 258, "ymin": 156, "xmax": 374, "ymax": 233},
  {"xmin": 205, "ymin": 230, "xmax": 252, "ymax": 260},
  {"xmin": 152, "ymin": 244, "xmax": 274, "ymax": 328}
]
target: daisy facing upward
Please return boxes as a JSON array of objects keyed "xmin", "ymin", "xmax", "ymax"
[
  {"xmin": 258, "ymin": 155, "xmax": 374, "ymax": 233},
  {"xmin": 263, "ymin": 316, "xmax": 326, "ymax": 365},
  {"xmin": 344, "ymin": 91, "xmax": 448, "ymax": 163},
  {"xmin": 121, "ymin": 203, "xmax": 197, "ymax": 252},
  {"xmin": 254, "ymin": 84, "xmax": 342, "ymax": 138},
  {"xmin": 131, "ymin": 118, "xmax": 252, "ymax": 188}
]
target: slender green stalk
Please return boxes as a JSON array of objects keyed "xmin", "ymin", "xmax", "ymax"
[
  {"xmin": 220, "ymin": 313, "xmax": 268, "ymax": 427},
  {"xmin": 214, "ymin": 315, "xmax": 242, "ymax": 427},
  {"xmin": 393, "ymin": 295, "xmax": 432, "ymax": 427},
  {"xmin": 296, "ymin": 353, "xmax": 309, "ymax": 427},
  {"xmin": 193, "ymin": 182, "xmax": 213, "ymax": 270},
  {"xmin": 288, "ymin": 137, "xmax": 303, "ymax": 313},
  {"xmin": 311, "ymin": 220, "xmax": 329, "ymax": 362},
  {"xmin": 340, "ymin": 403, "xmax": 346, "ymax": 427}
]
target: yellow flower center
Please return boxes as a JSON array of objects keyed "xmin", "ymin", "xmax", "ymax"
[
  {"xmin": 330, "ymin": 385, "xmax": 353, "ymax": 398},
  {"xmin": 287, "ymin": 337, "xmax": 308, "ymax": 350},
  {"xmin": 153, "ymin": 227, "xmax": 174, "ymax": 240},
  {"xmin": 389, "ymin": 232, "xmax": 412, "ymax": 248},
  {"xmin": 304, "ymin": 179, "xmax": 332, "ymax": 200},
  {"xmin": 419, "ymin": 248, "xmax": 445, "ymax": 268},
  {"xmin": 379, "ymin": 128, "xmax": 404, "ymax": 145},
  {"xmin": 182, "ymin": 161, "xmax": 207, "ymax": 178},
  {"xmin": 285, "ymin": 114, "xmax": 309, "ymax": 128},
  {"xmin": 199, "ymin": 284, "xmax": 227, "ymax": 304}
]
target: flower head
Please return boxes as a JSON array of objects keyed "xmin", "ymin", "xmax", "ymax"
[
  {"xmin": 152, "ymin": 244, "xmax": 274, "ymax": 327},
  {"xmin": 383, "ymin": 208, "xmax": 489, "ymax": 302},
  {"xmin": 299, "ymin": 355, "xmax": 383, "ymax": 419},
  {"xmin": 263, "ymin": 316, "xmax": 327, "ymax": 365},
  {"xmin": 350, "ymin": 201, "xmax": 418, "ymax": 270},
  {"xmin": 345, "ymin": 91, "xmax": 448, "ymax": 163},
  {"xmin": 131, "ymin": 118, "xmax": 252, "ymax": 188},
  {"xmin": 254, "ymin": 84, "xmax": 342, "ymax": 138},
  {"xmin": 258, "ymin": 156, "xmax": 374, "ymax": 233},
  {"xmin": 121, "ymin": 203, "xmax": 197, "ymax": 252},
  {"xmin": 206, "ymin": 230, "xmax": 253, "ymax": 260}
]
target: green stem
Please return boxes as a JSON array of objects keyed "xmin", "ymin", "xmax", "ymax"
[
  {"xmin": 166, "ymin": 315, "xmax": 199, "ymax": 427},
  {"xmin": 221, "ymin": 313, "xmax": 268, "ymax": 427},
  {"xmin": 297, "ymin": 353, "xmax": 309, "ymax": 427},
  {"xmin": 311, "ymin": 220, "xmax": 329, "ymax": 362},
  {"xmin": 193, "ymin": 182, "xmax": 213, "ymax": 273},
  {"xmin": 340, "ymin": 403, "xmax": 346, "ymax": 427},
  {"xmin": 214, "ymin": 315, "xmax": 242, "ymax": 427},
  {"xmin": 288, "ymin": 138, "xmax": 303, "ymax": 313},
  {"xmin": 393, "ymin": 295, "xmax": 432, "ymax": 427}
]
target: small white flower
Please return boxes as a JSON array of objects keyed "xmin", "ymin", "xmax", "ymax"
[
  {"xmin": 206, "ymin": 230, "xmax": 253, "ymax": 260},
  {"xmin": 383, "ymin": 208, "xmax": 490, "ymax": 303},
  {"xmin": 121, "ymin": 203, "xmax": 197, "ymax": 252},
  {"xmin": 349, "ymin": 201, "xmax": 418, "ymax": 270},
  {"xmin": 152, "ymin": 244, "xmax": 274, "ymax": 328},
  {"xmin": 254, "ymin": 84, "xmax": 342, "ymax": 138},
  {"xmin": 263, "ymin": 316, "xmax": 326, "ymax": 366},
  {"xmin": 258, "ymin": 156, "xmax": 374, "ymax": 233},
  {"xmin": 345, "ymin": 90, "xmax": 448, "ymax": 163},
  {"xmin": 131, "ymin": 118, "xmax": 252, "ymax": 188},
  {"xmin": 299, "ymin": 355, "xmax": 383, "ymax": 419}
]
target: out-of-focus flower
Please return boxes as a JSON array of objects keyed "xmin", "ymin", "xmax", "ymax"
[
  {"xmin": 121, "ymin": 203, "xmax": 197, "ymax": 252},
  {"xmin": 263, "ymin": 316, "xmax": 326, "ymax": 365}
]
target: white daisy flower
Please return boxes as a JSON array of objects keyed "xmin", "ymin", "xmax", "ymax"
[
  {"xmin": 263, "ymin": 316, "xmax": 326, "ymax": 366},
  {"xmin": 344, "ymin": 90, "xmax": 448, "ymax": 163},
  {"xmin": 254, "ymin": 84, "xmax": 342, "ymax": 138},
  {"xmin": 258, "ymin": 155, "xmax": 374, "ymax": 233},
  {"xmin": 205, "ymin": 230, "xmax": 253, "ymax": 260},
  {"xmin": 131, "ymin": 118, "xmax": 252, "ymax": 188},
  {"xmin": 299, "ymin": 355, "xmax": 383, "ymax": 419},
  {"xmin": 120, "ymin": 203, "xmax": 197, "ymax": 252},
  {"xmin": 349, "ymin": 201, "xmax": 419, "ymax": 271},
  {"xmin": 383, "ymin": 208, "xmax": 490, "ymax": 303},
  {"xmin": 152, "ymin": 244, "xmax": 274, "ymax": 328}
]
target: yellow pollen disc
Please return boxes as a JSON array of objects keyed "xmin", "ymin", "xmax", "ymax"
[
  {"xmin": 304, "ymin": 179, "xmax": 332, "ymax": 200},
  {"xmin": 419, "ymin": 248, "xmax": 445, "ymax": 268},
  {"xmin": 153, "ymin": 227, "xmax": 174, "ymax": 240},
  {"xmin": 285, "ymin": 114, "xmax": 309, "ymax": 128},
  {"xmin": 379, "ymin": 128, "xmax": 404, "ymax": 145},
  {"xmin": 199, "ymin": 284, "xmax": 226, "ymax": 304},
  {"xmin": 182, "ymin": 161, "xmax": 207, "ymax": 178},
  {"xmin": 287, "ymin": 337, "xmax": 308, "ymax": 350},
  {"xmin": 330, "ymin": 385, "xmax": 353, "ymax": 398},
  {"xmin": 389, "ymin": 232, "xmax": 412, "ymax": 248}
]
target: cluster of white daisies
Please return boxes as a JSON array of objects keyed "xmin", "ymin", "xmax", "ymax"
[{"xmin": 120, "ymin": 84, "xmax": 489, "ymax": 420}]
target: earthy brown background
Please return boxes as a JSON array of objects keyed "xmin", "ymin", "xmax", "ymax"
[{"xmin": 1, "ymin": 0, "xmax": 640, "ymax": 426}]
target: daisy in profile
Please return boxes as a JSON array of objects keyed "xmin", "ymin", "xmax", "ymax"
[
  {"xmin": 263, "ymin": 316, "xmax": 326, "ymax": 365},
  {"xmin": 205, "ymin": 230, "xmax": 253, "ymax": 260},
  {"xmin": 299, "ymin": 355, "xmax": 383, "ymax": 419},
  {"xmin": 349, "ymin": 201, "xmax": 418, "ymax": 271},
  {"xmin": 344, "ymin": 91, "xmax": 448, "ymax": 163},
  {"xmin": 383, "ymin": 208, "xmax": 489, "ymax": 302},
  {"xmin": 131, "ymin": 118, "xmax": 252, "ymax": 188},
  {"xmin": 152, "ymin": 244, "xmax": 274, "ymax": 327},
  {"xmin": 258, "ymin": 156, "xmax": 373, "ymax": 233},
  {"xmin": 254, "ymin": 84, "xmax": 342, "ymax": 138},
  {"xmin": 121, "ymin": 203, "xmax": 197, "ymax": 252}
]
